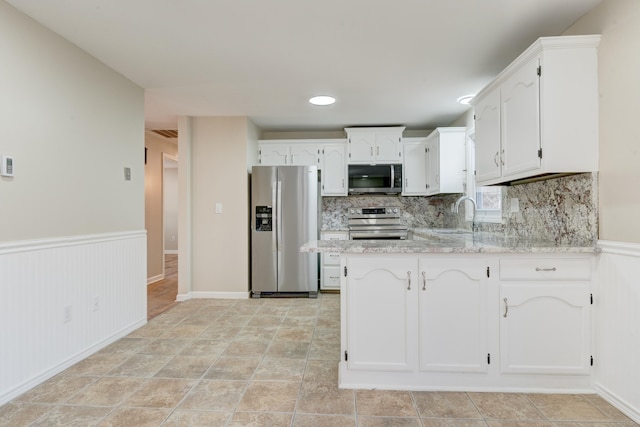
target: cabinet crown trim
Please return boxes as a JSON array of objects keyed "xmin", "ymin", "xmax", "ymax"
[{"xmin": 471, "ymin": 35, "xmax": 601, "ymax": 104}]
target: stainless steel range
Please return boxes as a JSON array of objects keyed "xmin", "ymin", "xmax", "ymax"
[{"xmin": 347, "ymin": 206, "xmax": 409, "ymax": 240}]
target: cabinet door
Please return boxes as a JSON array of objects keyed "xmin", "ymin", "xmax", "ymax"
[
  {"xmin": 345, "ymin": 256, "xmax": 418, "ymax": 372},
  {"xmin": 289, "ymin": 144, "xmax": 319, "ymax": 166},
  {"xmin": 501, "ymin": 55, "xmax": 541, "ymax": 179},
  {"xmin": 474, "ymin": 89, "xmax": 502, "ymax": 183},
  {"xmin": 348, "ymin": 132, "xmax": 375, "ymax": 163},
  {"xmin": 375, "ymin": 132, "xmax": 402, "ymax": 163},
  {"xmin": 425, "ymin": 138, "xmax": 440, "ymax": 196},
  {"xmin": 402, "ymin": 139, "xmax": 427, "ymax": 195},
  {"xmin": 321, "ymin": 143, "xmax": 347, "ymax": 196},
  {"xmin": 259, "ymin": 144, "xmax": 290, "ymax": 165},
  {"xmin": 418, "ymin": 258, "xmax": 489, "ymax": 373},
  {"xmin": 500, "ymin": 285, "xmax": 591, "ymax": 375}
]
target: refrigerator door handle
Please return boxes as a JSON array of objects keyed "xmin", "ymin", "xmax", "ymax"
[
  {"xmin": 276, "ymin": 179, "xmax": 283, "ymax": 281},
  {"xmin": 271, "ymin": 180, "xmax": 278, "ymax": 253}
]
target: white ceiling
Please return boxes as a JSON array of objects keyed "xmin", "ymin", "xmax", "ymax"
[{"xmin": 7, "ymin": 0, "xmax": 601, "ymax": 132}]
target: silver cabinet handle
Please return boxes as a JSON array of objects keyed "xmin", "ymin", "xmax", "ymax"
[
  {"xmin": 370, "ymin": 147, "xmax": 373, "ymax": 156},
  {"xmin": 291, "ymin": 154, "xmax": 294, "ymax": 164},
  {"xmin": 284, "ymin": 155, "xmax": 288, "ymax": 164},
  {"xmin": 503, "ymin": 298, "xmax": 509, "ymax": 317},
  {"xmin": 494, "ymin": 152, "xmax": 500, "ymax": 167},
  {"xmin": 405, "ymin": 178, "xmax": 408, "ymax": 187},
  {"xmin": 535, "ymin": 267, "xmax": 557, "ymax": 272},
  {"xmin": 342, "ymin": 178, "xmax": 344, "ymax": 189},
  {"xmin": 501, "ymin": 149, "xmax": 505, "ymax": 166},
  {"xmin": 377, "ymin": 146, "xmax": 380, "ymax": 155},
  {"xmin": 407, "ymin": 271, "xmax": 412, "ymax": 290},
  {"xmin": 422, "ymin": 271, "xmax": 426, "ymax": 291}
]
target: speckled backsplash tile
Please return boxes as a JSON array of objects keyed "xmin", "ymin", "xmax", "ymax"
[
  {"xmin": 484, "ymin": 172, "xmax": 598, "ymax": 245},
  {"xmin": 322, "ymin": 172, "xmax": 598, "ymax": 245},
  {"xmin": 321, "ymin": 193, "xmax": 463, "ymax": 230}
]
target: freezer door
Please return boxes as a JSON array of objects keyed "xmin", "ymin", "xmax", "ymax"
[
  {"xmin": 277, "ymin": 166, "xmax": 318, "ymax": 293},
  {"xmin": 251, "ymin": 166, "xmax": 278, "ymax": 293}
]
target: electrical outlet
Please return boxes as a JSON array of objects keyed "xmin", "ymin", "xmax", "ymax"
[
  {"xmin": 510, "ymin": 198, "xmax": 520, "ymax": 214},
  {"xmin": 64, "ymin": 305, "xmax": 72, "ymax": 323},
  {"xmin": 215, "ymin": 202, "xmax": 223, "ymax": 214},
  {"xmin": 124, "ymin": 167, "xmax": 131, "ymax": 181},
  {"xmin": 93, "ymin": 296, "xmax": 100, "ymax": 312}
]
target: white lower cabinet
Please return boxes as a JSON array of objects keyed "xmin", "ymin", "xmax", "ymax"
[
  {"xmin": 340, "ymin": 253, "xmax": 594, "ymax": 391},
  {"xmin": 418, "ymin": 258, "xmax": 489, "ymax": 373},
  {"xmin": 499, "ymin": 258, "xmax": 592, "ymax": 376},
  {"xmin": 344, "ymin": 256, "xmax": 418, "ymax": 372},
  {"xmin": 320, "ymin": 231, "xmax": 348, "ymax": 290}
]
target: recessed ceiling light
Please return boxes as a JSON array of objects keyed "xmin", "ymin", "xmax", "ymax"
[
  {"xmin": 309, "ymin": 95, "xmax": 336, "ymax": 106},
  {"xmin": 457, "ymin": 94, "xmax": 475, "ymax": 105}
]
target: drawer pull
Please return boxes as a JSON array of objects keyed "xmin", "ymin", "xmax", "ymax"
[
  {"xmin": 422, "ymin": 271, "xmax": 426, "ymax": 291},
  {"xmin": 535, "ymin": 267, "xmax": 557, "ymax": 272},
  {"xmin": 407, "ymin": 271, "xmax": 411, "ymax": 290},
  {"xmin": 329, "ymin": 276, "xmax": 339, "ymax": 279},
  {"xmin": 503, "ymin": 298, "xmax": 509, "ymax": 318}
]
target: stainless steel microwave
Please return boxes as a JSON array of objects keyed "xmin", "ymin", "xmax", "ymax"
[{"xmin": 348, "ymin": 164, "xmax": 402, "ymax": 195}]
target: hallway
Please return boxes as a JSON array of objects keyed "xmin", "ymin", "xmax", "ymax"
[{"xmin": 147, "ymin": 255, "xmax": 178, "ymax": 320}]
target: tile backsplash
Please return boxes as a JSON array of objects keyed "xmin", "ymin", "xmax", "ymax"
[{"xmin": 322, "ymin": 172, "xmax": 597, "ymax": 245}]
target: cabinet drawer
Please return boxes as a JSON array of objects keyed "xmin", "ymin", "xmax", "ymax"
[
  {"xmin": 322, "ymin": 232, "xmax": 348, "ymax": 241},
  {"xmin": 323, "ymin": 252, "xmax": 341, "ymax": 266},
  {"xmin": 499, "ymin": 258, "xmax": 592, "ymax": 281},
  {"xmin": 321, "ymin": 266, "xmax": 341, "ymax": 290}
]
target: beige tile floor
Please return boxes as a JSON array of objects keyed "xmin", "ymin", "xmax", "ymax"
[{"xmin": 1, "ymin": 293, "xmax": 637, "ymax": 427}]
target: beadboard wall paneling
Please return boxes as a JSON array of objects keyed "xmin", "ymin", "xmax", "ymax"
[
  {"xmin": 0, "ymin": 231, "xmax": 147, "ymax": 405},
  {"xmin": 595, "ymin": 240, "xmax": 640, "ymax": 424}
]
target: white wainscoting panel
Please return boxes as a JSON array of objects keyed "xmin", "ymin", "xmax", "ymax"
[
  {"xmin": 595, "ymin": 240, "xmax": 640, "ymax": 424},
  {"xmin": 0, "ymin": 231, "xmax": 147, "ymax": 405}
]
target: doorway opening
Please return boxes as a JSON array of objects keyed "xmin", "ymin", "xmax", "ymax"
[{"xmin": 147, "ymin": 154, "xmax": 179, "ymax": 319}]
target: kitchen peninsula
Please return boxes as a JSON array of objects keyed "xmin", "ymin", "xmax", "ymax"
[{"xmin": 302, "ymin": 231, "xmax": 598, "ymax": 393}]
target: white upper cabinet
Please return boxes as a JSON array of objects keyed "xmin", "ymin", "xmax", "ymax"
[
  {"xmin": 319, "ymin": 142, "xmax": 348, "ymax": 196},
  {"xmin": 424, "ymin": 127, "xmax": 466, "ymax": 196},
  {"xmin": 471, "ymin": 35, "xmax": 600, "ymax": 186},
  {"xmin": 346, "ymin": 127, "xmax": 404, "ymax": 164},
  {"xmin": 258, "ymin": 141, "xmax": 318, "ymax": 166},
  {"xmin": 258, "ymin": 139, "xmax": 347, "ymax": 196},
  {"xmin": 402, "ymin": 137, "xmax": 428, "ymax": 196}
]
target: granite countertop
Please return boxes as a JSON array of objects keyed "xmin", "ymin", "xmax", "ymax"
[{"xmin": 302, "ymin": 228, "xmax": 599, "ymax": 254}]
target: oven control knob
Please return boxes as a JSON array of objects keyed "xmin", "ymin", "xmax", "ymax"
[
  {"xmin": 349, "ymin": 209, "xmax": 355, "ymax": 214},
  {"xmin": 392, "ymin": 208, "xmax": 398, "ymax": 213}
]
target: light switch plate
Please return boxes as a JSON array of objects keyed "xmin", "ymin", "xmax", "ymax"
[
  {"xmin": 215, "ymin": 202, "xmax": 223, "ymax": 214},
  {"xmin": 1, "ymin": 155, "xmax": 14, "ymax": 177},
  {"xmin": 124, "ymin": 167, "xmax": 131, "ymax": 181}
]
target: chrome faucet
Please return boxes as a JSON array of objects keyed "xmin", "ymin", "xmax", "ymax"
[{"xmin": 454, "ymin": 195, "xmax": 477, "ymax": 232}]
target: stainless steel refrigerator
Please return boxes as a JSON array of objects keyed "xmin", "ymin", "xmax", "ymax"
[{"xmin": 251, "ymin": 165, "xmax": 319, "ymax": 298}]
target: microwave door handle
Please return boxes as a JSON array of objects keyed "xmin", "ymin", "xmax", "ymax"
[{"xmin": 390, "ymin": 165, "xmax": 394, "ymax": 190}]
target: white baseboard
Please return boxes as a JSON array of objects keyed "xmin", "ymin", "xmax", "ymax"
[
  {"xmin": 164, "ymin": 250, "xmax": 178, "ymax": 255},
  {"xmin": 595, "ymin": 384, "xmax": 640, "ymax": 424},
  {"xmin": 147, "ymin": 274, "xmax": 165, "ymax": 285}
]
